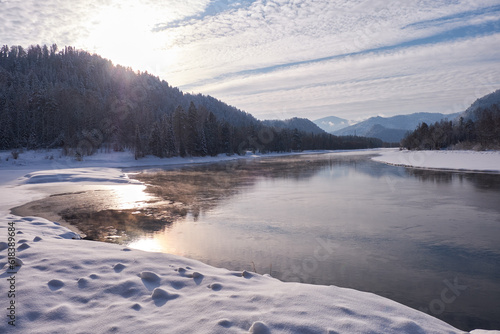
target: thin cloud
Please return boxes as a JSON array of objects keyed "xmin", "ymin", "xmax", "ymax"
[
  {"xmin": 0, "ymin": 0, "xmax": 99, "ymax": 46},
  {"xmin": 402, "ymin": 4, "xmax": 500, "ymax": 30}
]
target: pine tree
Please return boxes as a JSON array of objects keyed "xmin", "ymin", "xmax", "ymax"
[
  {"xmin": 186, "ymin": 101, "xmax": 199, "ymax": 156},
  {"xmin": 0, "ymin": 105, "xmax": 13, "ymax": 149},
  {"xmin": 164, "ymin": 115, "xmax": 177, "ymax": 157},
  {"xmin": 198, "ymin": 126, "xmax": 208, "ymax": 157},
  {"xmin": 292, "ymin": 128, "xmax": 302, "ymax": 151},
  {"xmin": 204, "ymin": 111, "xmax": 219, "ymax": 156},
  {"xmin": 149, "ymin": 122, "xmax": 163, "ymax": 157},
  {"xmin": 134, "ymin": 125, "xmax": 144, "ymax": 160},
  {"xmin": 173, "ymin": 106, "xmax": 187, "ymax": 157},
  {"xmin": 220, "ymin": 122, "xmax": 233, "ymax": 155}
]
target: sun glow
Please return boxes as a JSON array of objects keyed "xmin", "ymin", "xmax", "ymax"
[
  {"xmin": 108, "ymin": 184, "xmax": 152, "ymax": 210},
  {"xmin": 127, "ymin": 237, "xmax": 164, "ymax": 253},
  {"xmin": 128, "ymin": 233, "xmax": 182, "ymax": 254},
  {"xmin": 80, "ymin": 2, "xmax": 178, "ymax": 74}
]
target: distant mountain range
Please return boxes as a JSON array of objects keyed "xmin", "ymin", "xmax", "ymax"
[
  {"xmin": 260, "ymin": 91, "xmax": 500, "ymax": 144},
  {"xmin": 313, "ymin": 112, "xmax": 458, "ymax": 143},
  {"xmin": 258, "ymin": 91, "xmax": 500, "ymax": 145}
]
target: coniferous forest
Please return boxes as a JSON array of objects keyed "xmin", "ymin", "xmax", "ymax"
[
  {"xmin": 400, "ymin": 104, "xmax": 500, "ymax": 150},
  {"xmin": 0, "ymin": 44, "xmax": 382, "ymax": 158}
]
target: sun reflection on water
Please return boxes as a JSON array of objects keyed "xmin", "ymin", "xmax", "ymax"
[
  {"xmin": 127, "ymin": 237, "xmax": 164, "ymax": 253},
  {"xmin": 108, "ymin": 184, "xmax": 153, "ymax": 210}
]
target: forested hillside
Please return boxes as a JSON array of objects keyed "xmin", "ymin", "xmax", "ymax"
[
  {"xmin": 0, "ymin": 44, "xmax": 382, "ymax": 158},
  {"xmin": 262, "ymin": 117, "xmax": 325, "ymax": 135},
  {"xmin": 401, "ymin": 90, "xmax": 500, "ymax": 150}
]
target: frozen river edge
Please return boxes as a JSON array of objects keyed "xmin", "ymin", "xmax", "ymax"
[{"xmin": 372, "ymin": 149, "xmax": 500, "ymax": 174}]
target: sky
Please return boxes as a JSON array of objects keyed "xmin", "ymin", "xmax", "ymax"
[{"xmin": 1, "ymin": 0, "xmax": 500, "ymax": 121}]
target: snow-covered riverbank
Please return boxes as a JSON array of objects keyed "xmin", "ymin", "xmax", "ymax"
[
  {"xmin": 372, "ymin": 149, "xmax": 500, "ymax": 173},
  {"xmin": 0, "ymin": 213, "xmax": 474, "ymax": 334},
  {"xmin": 0, "ymin": 149, "xmax": 498, "ymax": 333}
]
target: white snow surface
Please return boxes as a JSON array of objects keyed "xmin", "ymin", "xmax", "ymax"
[
  {"xmin": 0, "ymin": 148, "xmax": 497, "ymax": 333},
  {"xmin": 372, "ymin": 149, "xmax": 500, "ymax": 173}
]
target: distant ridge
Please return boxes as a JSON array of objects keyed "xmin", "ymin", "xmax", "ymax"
[
  {"xmin": 365, "ymin": 125, "xmax": 409, "ymax": 143},
  {"xmin": 333, "ymin": 112, "xmax": 459, "ymax": 143},
  {"xmin": 460, "ymin": 89, "xmax": 500, "ymax": 121},
  {"xmin": 262, "ymin": 117, "xmax": 326, "ymax": 135}
]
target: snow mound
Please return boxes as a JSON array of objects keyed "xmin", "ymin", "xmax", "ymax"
[
  {"xmin": 139, "ymin": 271, "xmax": 160, "ymax": 281},
  {"xmin": 208, "ymin": 282, "xmax": 223, "ymax": 291},
  {"xmin": 151, "ymin": 288, "xmax": 179, "ymax": 306},
  {"xmin": 47, "ymin": 279, "xmax": 65, "ymax": 291},
  {"xmin": 249, "ymin": 321, "xmax": 271, "ymax": 334},
  {"xmin": 58, "ymin": 231, "xmax": 81, "ymax": 239},
  {"xmin": 113, "ymin": 263, "xmax": 126, "ymax": 273}
]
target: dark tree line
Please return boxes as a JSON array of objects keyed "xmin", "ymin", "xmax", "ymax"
[
  {"xmin": 401, "ymin": 104, "xmax": 500, "ymax": 150},
  {"xmin": 0, "ymin": 44, "xmax": 382, "ymax": 158}
]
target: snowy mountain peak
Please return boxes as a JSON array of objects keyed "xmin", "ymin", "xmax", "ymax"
[{"xmin": 313, "ymin": 116, "xmax": 353, "ymax": 133}]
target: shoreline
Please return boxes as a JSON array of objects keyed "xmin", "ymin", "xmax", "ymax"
[
  {"xmin": 377, "ymin": 162, "xmax": 500, "ymax": 174},
  {"xmin": 10, "ymin": 203, "xmax": 83, "ymax": 235}
]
